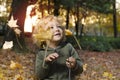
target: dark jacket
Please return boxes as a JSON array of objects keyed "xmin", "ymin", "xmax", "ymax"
[{"xmin": 35, "ymin": 42, "xmax": 83, "ymax": 80}]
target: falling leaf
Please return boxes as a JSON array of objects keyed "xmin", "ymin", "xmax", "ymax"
[
  {"xmin": 14, "ymin": 28, "xmax": 21, "ymax": 35},
  {"xmin": 7, "ymin": 16, "xmax": 19, "ymax": 28},
  {"xmin": 33, "ymin": 27, "xmax": 52, "ymax": 45},
  {"xmin": 2, "ymin": 41, "xmax": 13, "ymax": 49},
  {"xmin": 65, "ymin": 29, "xmax": 73, "ymax": 36},
  {"xmin": 10, "ymin": 60, "xmax": 22, "ymax": 69}
]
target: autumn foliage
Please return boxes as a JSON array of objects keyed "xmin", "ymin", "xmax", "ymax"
[{"xmin": 0, "ymin": 47, "xmax": 120, "ymax": 80}]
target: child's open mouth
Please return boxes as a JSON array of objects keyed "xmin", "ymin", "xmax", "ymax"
[{"xmin": 54, "ymin": 33, "xmax": 61, "ymax": 36}]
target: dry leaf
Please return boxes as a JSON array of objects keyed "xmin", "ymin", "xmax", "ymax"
[
  {"xmin": 10, "ymin": 60, "xmax": 22, "ymax": 69},
  {"xmin": 2, "ymin": 41, "xmax": 13, "ymax": 49},
  {"xmin": 33, "ymin": 26, "xmax": 52, "ymax": 46},
  {"xmin": 102, "ymin": 72, "xmax": 115, "ymax": 79},
  {"xmin": 0, "ymin": 73, "xmax": 4, "ymax": 79},
  {"xmin": 14, "ymin": 28, "xmax": 21, "ymax": 35},
  {"xmin": 83, "ymin": 63, "xmax": 88, "ymax": 71},
  {"xmin": 7, "ymin": 16, "xmax": 19, "ymax": 28},
  {"xmin": 14, "ymin": 74, "xmax": 23, "ymax": 80},
  {"xmin": 65, "ymin": 29, "xmax": 73, "ymax": 36}
]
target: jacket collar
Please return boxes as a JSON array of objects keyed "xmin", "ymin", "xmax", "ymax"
[{"xmin": 40, "ymin": 41, "xmax": 67, "ymax": 51}]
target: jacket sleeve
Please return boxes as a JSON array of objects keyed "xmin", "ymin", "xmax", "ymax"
[
  {"xmin": 68, "ymin": 43, "xmax": 83, "ymax": 75},
  {"xmin": 35, "ymin": 51, "xmax": 50, "ymax": 80}
]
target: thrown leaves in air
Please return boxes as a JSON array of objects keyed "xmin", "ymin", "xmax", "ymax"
[
  {"xmin": 32, "ymin": 15, "xmax": 60, "ymax": 45},
  {"xmin": 7, "ymin": 16, "xmax": 21, "ymax": 35},
  {"xmin": 7, "ymin": 16, "xmax": 19, "ymax": 28},
  {"xmin": 2, "ymin": 41, "xmax": 13, "ymax": 49},
  {"xmin": 33, "ymin": 27, "xmax": 52, "ymax": 48},
  {"xmin": 14, "ymin": 28, "xmax": 21, "ymax": 35},
  {"xmin": 33, "ymin": 27, "xmax": 52, "ymax": 41},
  {"xmin": 65, "ymin": 29, "xmax": 73, "ymax": 36}
]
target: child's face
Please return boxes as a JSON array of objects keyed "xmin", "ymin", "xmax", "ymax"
[{"xmin": 50, "ymin": 23, "xmax": 64, "ymax": 42}]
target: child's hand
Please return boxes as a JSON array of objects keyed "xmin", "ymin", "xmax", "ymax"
[
  {"xmin": 45, "ymin": 53, "xmax": 59, "ymax": 62},
  {"xmin": 66, "ymin": 57, "xmax": 76, "ymax": 69}
]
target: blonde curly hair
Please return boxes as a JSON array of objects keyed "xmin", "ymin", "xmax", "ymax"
[{"xmin": 32, "ymin": 15, "xmax": 65, "ymax": 47}]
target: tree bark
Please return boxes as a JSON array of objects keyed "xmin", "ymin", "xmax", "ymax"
[
  {"xmin": 53, "ymin": 0, "xmax": 60, "ymax": 16},
  {"xmin": 9, "ymin": 0, "xmax": 29, "ymax": 52},
  {"xmin": 75, "ymin": 1, "xmax": 80, "ymax": 37},
  {"xmin": 113, "ymin": 0, "xmax": 117, "ymax": 38},
  {"xmin": 66, "ymin": 7, "xmax": 70, "ymax": 29}
]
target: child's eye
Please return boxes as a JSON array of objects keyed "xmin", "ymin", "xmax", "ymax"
[
  {"xmin": 57, "ymin": 26, "xmax": 62, "ymax": 29},
  {"xmin": 57, "ymin": 26, "xmax": 61, "ymax": 28},
  {"xmin": 50, "ymin": 26, "xmax": 54, "ymax": 29}
]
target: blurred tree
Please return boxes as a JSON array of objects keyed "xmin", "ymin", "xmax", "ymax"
[
  {"xmin": 75, "ymin": 0, "xmax": 80, "ymax": 37},
  {"xmin": 8, "ymin": 0, "xmax": 28, "ymax": 52},
  {"xmin": 3, "ymin": 0, "xmax": 117, "ymax": 52},
  {"xmin": 60, "ymin": 0, "xmax": 75, "ymax": 29},
  {"xmin": 8, "ymin": 0, "xmax": 37, "ymax": 52},
  {"xmin": 112, "ymin": 0, "xmax": 117, "ymax": 38},
  {"xmin": 79, "ymin": 0, "xmax": 117, "ymax": 37},
  {"xmin": 83, "ymin": 0, "xmax": 113, "ymax": 14},
  {"xmin": 53, "ymin": 0, "xmax": 60, "ymax": 16}
]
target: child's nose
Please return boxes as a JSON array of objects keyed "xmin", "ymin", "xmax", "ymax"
[{"xmin": 54, "ymin": 27, "xmax": 59, "ymax": 31}]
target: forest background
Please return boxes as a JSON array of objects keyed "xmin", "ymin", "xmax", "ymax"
[
  {"xmin": 0, "ymin": 0, "xmax": 120, "ymax": 80},
  {"xmin": 0, "ymin": 0, "xmax": 120, "ymax": 51}
]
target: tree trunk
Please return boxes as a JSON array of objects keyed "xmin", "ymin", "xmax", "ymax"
[
  {"xmin": 9, "ymin": 0, "xmax": 29, "ymax": 52},
  {"xmin": 53, "ymin": 0, "xmax": 60, "ymax": 16},
  {"xmin": 66, "ymin": 7, "xmax": 70, "ymax": 29},
  {"xmin": 75, "ymin": 2, "xmax": 80, "ymax": 37},
  {"xmin": 113, "ymin": 0, "xmax": 117, "ymax": 38},
  {"xmin": 47, "ymin": 0, "xmax": 50, "ymax": 14}
]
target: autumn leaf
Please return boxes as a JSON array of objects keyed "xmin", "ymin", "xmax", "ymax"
[
  {"xmin": 7, "ymin": 16, "xmax": 19, "ymax": 28},
  {"xmin": 102, "ymin": 72, "xmax": 115, "ymax": 79},
  {"xmin": 65, "ymin": 29, "xmax": 73, "ymax": 36},
  {"xmin": 10, "ymin": 60, "xmax": 22, "ymax": 69},
  {"xmin": 33, "ymin": 27, "xmax": 52, "ymax": 45},
  {"xmin": 14, "ymin": 74, "xmax": 23, "ymax": 80},
  {"xmin": 7, "ymin": 16, "xmax": 21, "ymax": 35},
  {"xmin": 0, "ymin": 73, "xmax": 4, "ymax": 79},
  {"xmin": 83, "ymin": 63, "xmax": 88, "ymax": 71},
  {"xmin": 14, "ymin": 28, "xmax": 21, "ymax": 35},
  {"xmin": 2, "ymin": 41, "xmax": 13, "ymax": 49}
]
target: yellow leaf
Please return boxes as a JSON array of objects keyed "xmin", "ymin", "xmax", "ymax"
[
  {"xmin": 15, "ymin": 74, "xmax": 23, "ymax": 80},
  {"xmin": 14, "ymin": 28, "xmax": 21, "ymax": 35},
  {"xmin": 108, "ymin": 73, "xmax": 113, "ymax": 79},
  {"xmin": 10, "ymin": 60, "xmax": 22, "ymax": 69},
  {"xmin": 33, "ymin": 28, "xmax": 52, "ymax": 41},
  {"xmin": 65, "ymin": 29, "xmax": 73, "ymax": 36},
  {"xmin": 103, "ymin": 72, "xmax": 114, "ymax": 79},
  {"xmin": 83, "ymin": 63, "xmax": 87, "ymax": 71},
  {"xmin": 103, "ymin": 72, "xmax": 109, "ymax": 77},
  {"xmin": 0, "ymin": 73, "xmax": 4, "ymax": 79}
]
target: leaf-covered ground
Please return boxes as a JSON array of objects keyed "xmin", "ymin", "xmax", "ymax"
[
  {"xmin": 0, "ymin": 49, "xmax": 35, "ymax": 80},
  {"xmin": 78, "ymin": 50, "xmax": 120, "ymax": 80},
  {"xmin": 0, "ymin": 49, "xmax": 119, "ymax": 80}
]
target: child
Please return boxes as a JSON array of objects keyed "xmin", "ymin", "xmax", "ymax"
[{"xmin": 34, "ymin": 15, "xmax": 83, "ymax": 80}]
